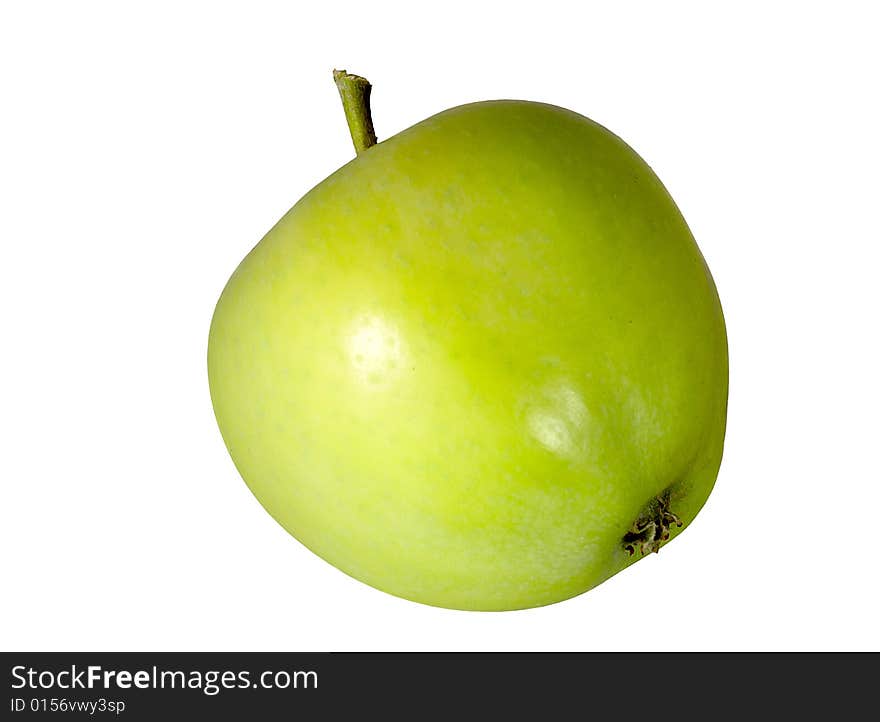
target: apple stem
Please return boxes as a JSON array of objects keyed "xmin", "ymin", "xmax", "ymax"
[{"xmin": 333, "ymin": 69, "xmax": 377, "ymax": 155}]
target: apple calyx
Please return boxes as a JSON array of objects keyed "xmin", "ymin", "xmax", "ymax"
[
  {"xmin": 333, "ymin": 69, "xmax": 377, "ymax": 156},
  {"xmin": 623, "ymin": 490, "xmax": 683, "ymax": 556}
]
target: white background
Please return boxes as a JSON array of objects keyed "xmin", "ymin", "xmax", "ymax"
[{"xmin": 2, "ymin": 1, "xmax": 878, "ymax": 651}]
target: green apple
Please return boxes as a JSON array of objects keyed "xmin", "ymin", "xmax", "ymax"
[{"xmin": 207, "ymin": 71, "xmax": 728, "ymax": 611}]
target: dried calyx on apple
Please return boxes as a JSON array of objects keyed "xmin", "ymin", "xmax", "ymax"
[{"xmin": 623, "ymin": 490, "xmax": 684, "ymax": 556}]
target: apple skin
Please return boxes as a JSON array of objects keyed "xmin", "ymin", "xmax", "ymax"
[{"xmin": 208, "ymin": 100, "xmax": 728, "ymax": 611}]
